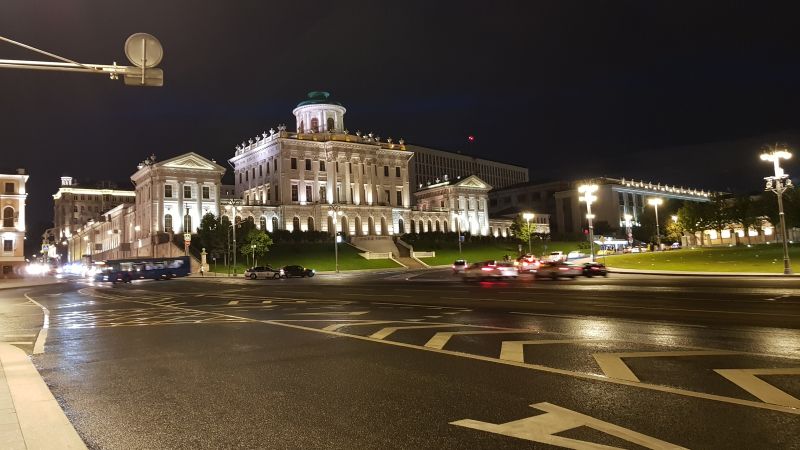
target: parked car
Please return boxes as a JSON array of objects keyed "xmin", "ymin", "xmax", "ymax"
[
  {"xmin": 546, "ymin": 251, "xmax": 566, "ymax": 262},
  {"xmin": 535, "ymin": 261, "xmax": 582, "ymax": 279},
  {"xmin": 582, "ymin": 262, "xmax": 608, "ymax": 277},
  {"xmin": 515, "ymin": 254, "xmax": 540, "ymax": 273},
  {"xmin": 452, "ymin": 259, "xmax": 468, "ymax": 273},
  {"xmin": 244, "ymin": 266, "xmax": 284, "ymax": 279},
  {"xmin": 462, "ymin": 260, "xmax": 518, "ymax": 281},
  {"xmin": 282, "ymin": 265, "xmax": 316, "ymax": 278}
]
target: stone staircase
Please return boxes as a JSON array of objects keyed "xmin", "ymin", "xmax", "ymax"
[{"xmin": 350, "ymin": 236, "xmax": 427, "ymax": 269}]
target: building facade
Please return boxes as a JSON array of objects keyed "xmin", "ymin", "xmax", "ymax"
[
  {"xmin": 65, "ymin": 153, "xmax": 226, "ymax": 262},
  {"xmin": 52, "ymin": 177, "xmax": 135, "ymax": 243},
  {"xmin": 408, "ymin": 144, "xmax": 529, "ymax": 192},
  {"xmin": 1, "ymin": 169, "xmax": 28, "ymax": 277},
  {"xmin": 554, "ymin": 178, "xmax": 711, "ymax": 235}
]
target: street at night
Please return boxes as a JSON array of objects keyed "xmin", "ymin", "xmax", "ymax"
[{"xmin": 2, "ymin": 272, "xmax": 798, "ymax": 449}]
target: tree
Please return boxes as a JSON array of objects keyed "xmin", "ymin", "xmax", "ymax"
[
  {"xmin": 196, "ymin": 213, "xmax": 228, "ymax": 260},
  {"xmin": 676, "ymin": 201, "xmax": 709, "ymax": 246},
  {"xmin": 704, "ymin": 194, "xmax": 733, "ymax": 244},
  {"xmin": 510, "ymin": 214, "xmax": 536, "ymax": 244},
  {"xmin": 729, "ymin": 195, "xmax": 760, "ymax": 245},
  {"xmin": 239, "ymin": 229, "xmax": 273, "ymax": 266}
]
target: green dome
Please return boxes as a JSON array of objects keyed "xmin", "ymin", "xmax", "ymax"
[{"xmin": 297, "ymin": 91, "xmax": 342, "ymax": 107}]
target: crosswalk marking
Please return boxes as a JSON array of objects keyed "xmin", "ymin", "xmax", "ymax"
[
  {"xmin": 500, "ymin": 340, "xmax": 593, "ymax": 363},
  {"xmin": 593, "ymin": 350, "xmax": 742, "ymax": 382},
  {"xmin": 323, "ymin": 320, "xmax": 395, "ymax": 332},
  {"xmin": 227, "ymin": 300, "xmax": 239, "ymax": 305},
  {"xmin": 424, "ymin": 330, "xmax": 535, "ymax": 350},
  {"xmin": 714, "ymin": 368, "xmax": 800, "ymax": 408},
  {"xmin": 452, "ymin": 402, "xmax": 687, "ymax": 449},
  {"xmin": 289, "ymin": 311, "xmax": 369, "ymax": 316}
]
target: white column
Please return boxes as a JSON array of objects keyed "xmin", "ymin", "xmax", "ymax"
[{"xmin": 177, "ymin": 180, "xmax": 184, "ymax": 232}]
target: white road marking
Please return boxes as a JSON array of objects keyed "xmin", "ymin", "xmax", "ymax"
[
  {"xmin": 452, "ymin": 402, "xmax": 687, "ymax": 449},
  {"xmin": 323, "ymin": 320, "xmax": 395, "ymax": 332},
  {"xmin": 370, "ymin": 323, "xmax": 485, "ymax": 340},
  {"xmin": 593, "ymin": 350, "xmax": 742, "ymax": 382},
  {"xmin": 596, "ymin": 304, "xmax": 800, "ymax": 317},
  {"xmin": 373, "ymin": 301, "xmax": 469, "ymax": 311},
  {"xmin": 342, "ymin": 293, "xmax": 412, "ymax": 298},
  {"xmin": 289, "ymin": 311, "xmax": 369, "ymax": 316},
  {"xmin": 3, "ymin": 334, "xmax": 36, "ymax": 338},
  {"xmin": 24, "ymin": 293, "xmax": 49, "ymax": 355},
  {"xmin": 500, "ymin": 340, "xmax": 594, "ymax": 362},
  {"xmin": 425, "ymin": 330, "xmax": 537, "ymax": 350},
  {"xmin": 714, "ymin": 368, "xmax": 800, "ymax": 408},
  {"xmin": 261, "ymin": 300, "xmax": 272, "ymax": 304},
  {"xmin": 5, "ymin": 341, "xmax": 34, "ymax": 345},
  {"xmin": 424, "ymin": 315, "xmax": 442, "ymax": 319},
  {"xmin": 227, "ymin": 300, "xmax": 239, "ymax": 305}
]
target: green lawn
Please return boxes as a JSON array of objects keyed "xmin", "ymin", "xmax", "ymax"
[
  {"xmin": 207, "ymin": 242, "xmax": 401, "ymax": 274},
  {"xmin": 411, "ymin": 240, "xmax": 585, "ymax": 266},
  {"xmin": 603, "ymin": 244, "xmax": 800, "ymax": 273}
]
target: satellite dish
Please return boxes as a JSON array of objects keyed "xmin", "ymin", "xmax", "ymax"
[{"xmin": 124, "ymin": 33, "xmax": 163, "ymax": 68}]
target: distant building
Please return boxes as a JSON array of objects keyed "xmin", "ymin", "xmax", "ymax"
[
  {"xmin": 0, "ymin": 169, "xmax": 28, "ymax": 277},
  {"xmin": 52, "ymin": 177, "xmax": 135, "ymax": 244},
  {"xmin": 488, "ymin": 180, "xmax": 568, "ymax": 232},
  {"xmin": 408, "ymin": 144, "xmax": 528, "ymax": 192}
]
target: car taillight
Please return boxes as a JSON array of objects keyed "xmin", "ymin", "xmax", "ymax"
[
  {"xmin": 481, "ymin": 267, "xmax": 495, "ymax": 272},
  {"xmin": 591, "ymin": 267, "xmax": 600, "ymax": 270},
  {"xmin": 558, "ymin": 267, "xmax": 569, "ymax": 271}
]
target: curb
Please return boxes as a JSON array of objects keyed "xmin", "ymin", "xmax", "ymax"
[
  {"xmin": 608, "ymin": 267, "xmax": 800, "ymax": 277},
  {"xmin": 0, "ymin": 344, "xmax": 86, "ymax": 449}
]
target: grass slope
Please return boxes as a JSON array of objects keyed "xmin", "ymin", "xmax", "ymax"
[
  {"xmin": 209, "ymin": 242, "xmax": 401, "ymax": 274},
  {"xmin": 412, "ymin": 240, "xmax": 584, "ymax": 266},
  {"xmin": 603, "ymin": 244, "xmax": 800, "ymax": 273}
]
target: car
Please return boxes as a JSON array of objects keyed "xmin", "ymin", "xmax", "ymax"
[
  {"xmin": 582, "ymin": 262, "xmax": 608, "ymax": 277},
  {"xmin": 452, "ymin": 259, "xmax": 468, "ymax": 273},
  {"xmin": 462, "ymin": 260, "xmax": 518, "ymax": 281},
  {"xmin": 546, "ymin": 251, "xmax": 566, "ymax": 262},
  {"xmin": 535, "ymin": 261, "xmax": 582, "ymax": 279},
  {"xmin": 282, "ymin": 265, "xmax": 316, "ymax": 278},
  {"xmin": 515, "ymin": 255, "xmax": 540, "ymax": 273},
  {"xmin": 94, "ymin": 267, "xmax": 133, "ymax": 283},
  {"xmin": 244, "ymin": 266, "xmax": 284, "ymax": 279}
]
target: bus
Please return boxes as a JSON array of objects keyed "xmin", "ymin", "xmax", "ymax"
[{"xmin": 94, "ymin": 256, "xmax": 191, "ymax": 283}]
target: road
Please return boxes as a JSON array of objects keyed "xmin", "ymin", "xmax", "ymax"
[{"xmin": 1, "ymin": 270, "xmax": 799, "ymax": 449}]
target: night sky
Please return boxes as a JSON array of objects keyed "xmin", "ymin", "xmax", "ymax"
[{"xmin": 3, "ymin": 1, "xmax": 800, "ymax": 251}]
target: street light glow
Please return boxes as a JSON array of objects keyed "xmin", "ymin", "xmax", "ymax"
[
  {"xmin": 647, "ymin": 197, "xmax": 663, "ymax": 206},
  {"xmin": 522, "ymin": 212, "xmax": 535, "ymax": 221},
  {"xmin": 578, "ymin": 183, "xmax": 599, "ymax": 261}
]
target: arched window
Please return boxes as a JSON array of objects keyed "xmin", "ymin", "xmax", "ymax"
[
  {"xmin": 310, "ymin": 117, "xmax": 319, "ymax": 132},
  {"xmin": 355, "ymin": 216, "xmax": 362, "ymax": 236},
  {"xmin": 341, "ymin": 216, "xmax": 348, "ymax": 235},
  {"xmin": 2, "ymin": 207, "xmax": 13, "ymax": 228},
  {"xmin": 443, "ymin": 220, "xmax": 449, "ymax": 233},
  {"xmin": 271, "ymin": 216, "xmax": 279, "ymax": 231},
  {"xmin": 410, "ymin": 220, "xmax": 416, "ymax": 234},
  {"xmin": 427, "ymin": 220, "xmax": 433, "ymax": 233},
  {"xmin": 398, "ymin": 218, "xmax": 405, "ymax": 234},
  {"xmin": 164, "ymin": 214, "xmax": 173, "ymax": 232},
  {"xmin": 307, "ymin": 217, "xmax": 315, "ymax": 231},
  {"xmin": 380, "ymin": 217, "xmax": 387, "ymax": 235},
  {"xmin": 435, "ymin": 220, "xmax": 441, "ymax": 232},
  {"xmin": 184, "ymin": 214, "xmax": 192, "ymax": 232},
  {"xmin": 327, "ymin": 216, "xmax": 335, "ymax": 234},
  {"xmin": 260, "ymin": 217, "xmax": 267, "ymax": 230},
  {"xmin": 293, "ymin": 217, "xmax": 301, "ymax": 231},
  {"xmin": 327, "ymin": 117, "xmax": 335, "ymax": 132}
]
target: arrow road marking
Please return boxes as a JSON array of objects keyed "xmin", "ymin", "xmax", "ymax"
[
  {"xmin": 501, "ymin": 340, "xmax": 598, "ymax": 363},
  {"xmin": 452, "ymin": 402, "xmax": 687, "ymax": 449},
  {"xmin": 424, "ymin": 330, "xmax": 536, "ymax": 350},
  {"xmin": 714, "ymin": 368, "xmax": 800, "ymax": 408},
  {"xmin": 593, "ymin": 350, "xmax": 742, "ymax": 382}
]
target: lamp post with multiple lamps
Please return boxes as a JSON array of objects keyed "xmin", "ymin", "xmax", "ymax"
[
  {"xmin": 760, "ymin": 145, "xmax": 794, "ymax": 275},
  {"xmin": 647, "ymin": 197, "xmax": 663, "ymax": 249},
  {"xmin": 578, "ymin": 184, "xmax": 598, "ymax": 262},
  {"xmin": 226, "ymin": 198, "xmax": 242, "ymax": 275},
  {"xmin": 522, "ymin": 212, "xmax": 535, "ymax": 255},
  {"xmin": 623, "ymin": 214, "xmax": 633, "ymax": 246},
  {"xmin": 328, "ymin": 205, "xmax": 343, "ymax": 273}
]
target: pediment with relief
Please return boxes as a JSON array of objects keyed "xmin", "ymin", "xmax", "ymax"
[{"xmin": 159, "ymin": 152, "xmax": 222, "ymax": 171}]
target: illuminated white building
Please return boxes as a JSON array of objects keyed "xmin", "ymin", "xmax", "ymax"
[{"xmin": 0, "ymin": 169, "xmax": 28, "ymax": 277}]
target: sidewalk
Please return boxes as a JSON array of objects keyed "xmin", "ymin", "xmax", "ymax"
[
  {"xmin": 0, "ymin": 344, "xmax": 86, "ymax": 449},
  {"xmin": 0, "ymin": 277, "xmax": 63, "ymax": 291},
  {"xmin": 608, "ymin": 267, "xmax": 800, "ymax": 277}
]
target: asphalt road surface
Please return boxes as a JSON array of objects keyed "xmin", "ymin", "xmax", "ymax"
[{"xmin": 1, "ymin": 270, "xmax": 799, "ymax": 449}]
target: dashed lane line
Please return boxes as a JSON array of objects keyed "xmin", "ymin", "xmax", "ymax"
[
  {"xmin": 714, "ymin": 368, "xmax": 800, "ymax": 408},
  {"xmin": 79, "ymin": 288, "xmax": 800, "ymax": 415},
  {"xmin": 425, "ymin": 330, "xmax": 541, "ymax": 350},
  {"xmin": 592, "ymin": 350, "xmax": 744, "ymax": 382},
  {"xmin": 592, "ymin": 304, "xmax": 800, "ymax": 317}
]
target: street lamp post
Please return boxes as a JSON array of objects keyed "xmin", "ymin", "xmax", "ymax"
[
  {"xmin": 328, "ymin": 205, "xmax": 343, "ymax": 273},
  {"xmin": 251, "ymin": 244, "xmax": 256, "ymax": 268},
  {"xmin": 226, "ymin": 199, "xmax": 242, "ymax": 275},
  {"xmin": 623, "ymin": 214, "xmax": 633, "ymax": 247},
  {"xmin": 647, "ymin": 198, "xmax": 663, "ymax": 249},
  {"xmin": 183, "ymin": 206, "xmax": 191, "ymax": 257},
  {"xmin": 522, "ymin": 212, "xmax": 535, "ymax": 255},
  {"xmin": 761, "ymin": 145, "xmax": 794, "ymax": 275},
  {"xmin": 578, "ymin": 184, "xmax": 598, "ymax": 262}
]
